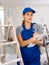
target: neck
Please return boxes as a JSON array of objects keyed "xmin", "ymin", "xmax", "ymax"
[{"xmin": 25, "ymin": 21, "xmax": 31, "ymax": 29}]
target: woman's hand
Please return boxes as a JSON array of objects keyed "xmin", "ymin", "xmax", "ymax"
[
  {"xmin": 33, "ymin": 32, "xmax": 43, "ymax": 41},
  {"xmin": 33, "ymin": 32, "xmax": 39, "ymax": 39},
  {"xmin": 38, "ymin": 40, "xmax": 43, "ymax": 46},
  {"xmin": 30, "ymin": 36, "xmax": 43, "ymax": 46}
]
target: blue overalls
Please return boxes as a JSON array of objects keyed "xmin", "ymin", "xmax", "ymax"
[{"xmin": 17, "ymin": 23, "xmax": 40, "ymax": 65}]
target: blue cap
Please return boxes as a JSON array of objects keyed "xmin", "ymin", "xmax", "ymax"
[{"xmin": 23, "ymin": 7, "xmax": 36, "ymax": 14}]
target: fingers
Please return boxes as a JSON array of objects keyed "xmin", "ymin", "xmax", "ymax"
[
  {"xmin": 33, "ymin": 32, "xmax": 43, "ymax": 41},
  {"xmin": 33, "ymin": 32, "xmax": 39, "ymax": 39}
]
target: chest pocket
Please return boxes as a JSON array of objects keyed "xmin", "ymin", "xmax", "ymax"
[{"xmin": 21, "ymin": 29, "xmax": 35, "ymax": 40}]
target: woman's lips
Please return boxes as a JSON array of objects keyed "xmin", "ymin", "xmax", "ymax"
[{"xmin": 29, "ymin": 19, "xmax": 32, "ymax": 20}]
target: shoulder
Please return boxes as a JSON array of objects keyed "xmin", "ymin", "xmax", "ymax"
[
  {"xmin": 16, "ymin": 25, "xmax": 23, "ymax": 30},
  {"xmin": 32, "ymin": 23, "xmax": 39, "ymax": 29},
  {"xmin": 16, "ymin": 25, "xmax": 23, "ymax": 34},
  {"xmin": 32, "ymin": 23, "xmax": 43, "ymax": 33},
  {"xmin": 32, "ymin": 22, "xmax": 42, "ymax": 28}
]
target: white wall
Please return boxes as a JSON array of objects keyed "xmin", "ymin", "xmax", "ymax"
[
  {"xmin": 33, "ymin": 6, "xmax": 49, "ymax": 30},
  {"xmin": 4, "ymin": 7, "xmax": 23, "ymax": 28}
]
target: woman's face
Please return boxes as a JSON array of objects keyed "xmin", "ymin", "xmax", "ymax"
[{"xmin": 23, "ymin": 11, "xmax": 33, "ymax": 23}]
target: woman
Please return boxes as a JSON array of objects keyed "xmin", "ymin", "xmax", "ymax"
[{"xmin": 16, "ymin": 7, "xmax": 43, "ymax": 65}]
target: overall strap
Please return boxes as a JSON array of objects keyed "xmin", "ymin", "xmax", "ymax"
[
  {"xmin": 22, "ymin": 23, "xmax": 36, "ymax": 30},
  {"xmin": 22, "ymin": 24, "xmax": 25, "ymax": 30},
  {"xmin": 31, "ymin": 23, "xmax": 36, "ymax": 32}
]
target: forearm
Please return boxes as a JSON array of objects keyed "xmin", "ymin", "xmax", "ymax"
[
  {"xmin": 21, "ymin": 37, "xmax": 43, "ymax": 47},
  {"xmin": 20, "ymin": 37, "xmax": 35, "ymax": 47},
  {"xmin": 17, "ymin": 34, "xmax": 43, "ymax": 47}
]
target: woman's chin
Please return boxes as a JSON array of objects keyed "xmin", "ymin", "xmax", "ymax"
[{"xmin": 27, "ymin": 21, "xmax": 32, "ymax": 23}]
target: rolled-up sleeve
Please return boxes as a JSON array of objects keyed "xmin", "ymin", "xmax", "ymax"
[
  {"xmin": 16, "ymin": 26, "xmax": 23, "ymax": 35},
  {"xmin": 37, "ymin": 24, "xmax": 43, "ymax": 33},
  {"xmin": 33, "ymin": 23, "xmax": 43, "ymax": 33},
  {"xmin": 16, "ymin": 27, "xmax": 21, "ymax": 34}
]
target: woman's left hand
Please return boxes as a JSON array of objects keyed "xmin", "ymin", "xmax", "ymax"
[
  {"xmin": 33, "ymin": 32, "xmax": 43, "ymax": 41},
  {"xmin": 33, "ymin": 32, "xmax": 39, "ymax": 39}
]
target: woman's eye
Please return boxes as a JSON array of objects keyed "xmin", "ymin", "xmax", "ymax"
[
  {"xmin": 27, "ymin": 14, "xmax": 29, "ymax": 16},
  {"xmin": 31, "ymin": 14, "xmax": 33, "ymax": 16},
  {"xmin": 26, "ymin": 14, "xmax": 33, "ymax": 16}
]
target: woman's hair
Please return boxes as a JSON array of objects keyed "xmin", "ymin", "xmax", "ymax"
[
  {"xmin": 22, "ymin": 20, "xmax": 25, "ymax": 25},
  {"xmin": 22, "ymin": 14, "xmax": 25, "ymax": 25}
]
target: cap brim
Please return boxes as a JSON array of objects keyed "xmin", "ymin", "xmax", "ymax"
[{"xmin": 31, "ymin": 10, "xmax": 36, "ymax": 13}]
